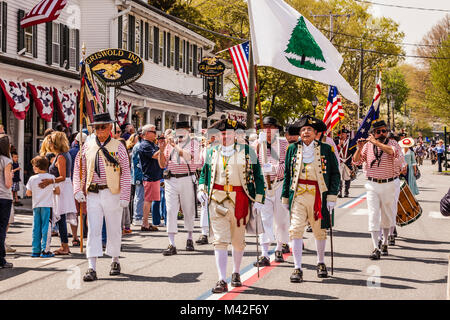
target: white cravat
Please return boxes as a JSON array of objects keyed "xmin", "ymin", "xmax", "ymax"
[
  {"xmin": 221, "ymin": 144, "xmax": 236, "ymax": 157},
  {"xmin": 302, "ymin": 142, "xmax": 315, "ymax": 163}
]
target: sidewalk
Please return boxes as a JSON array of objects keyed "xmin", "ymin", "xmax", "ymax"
[{"xmin": 12, "ymin": 197, "xmax": 32, "ymax": 215}]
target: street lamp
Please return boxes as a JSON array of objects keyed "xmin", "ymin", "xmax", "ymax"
[
  {"xmin": 386, "ymin": 91, "xmax": 392, "ymax": 129},
  {"xmin": 312, "ymin": 96, "xmax": 318, "ymax": 117}
]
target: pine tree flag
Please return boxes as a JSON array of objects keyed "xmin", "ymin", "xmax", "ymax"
[{"xmin": 248, "ymin": 0, "xmax": 359, "ymax": 104}]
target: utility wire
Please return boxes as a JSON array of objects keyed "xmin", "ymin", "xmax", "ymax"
[
  {"xmin": 354, "ymin": 0, "xmax": 450, "ymax": 12},
  {"xmin": 335, "ymin": 43, "xmax": 450, "ymax": 59}
]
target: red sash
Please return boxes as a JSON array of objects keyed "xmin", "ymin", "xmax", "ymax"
[
  {"xmin": 213, "ymin": 184, "xmax": 249, "ymax": 227},
  {"xmin": 298, "ymin": 179, "xmax": 322, "ymax": 220}
]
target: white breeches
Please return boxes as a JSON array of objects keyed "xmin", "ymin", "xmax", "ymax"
[
  {"xmin": 165, "ymin": 176, "xmax": 196, "ymax": 234},
  {"xmin": 365, "ymin": 180, "xmax": 396, "ymax": 232}
]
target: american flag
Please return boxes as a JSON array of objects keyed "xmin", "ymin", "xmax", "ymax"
[
  {"xmin": 323, "ymin": 86, "xmax": 344, "ymax": 134},
  {"xmin": 20, "ymin": 0, "xmax": 67, "ymax": 29},
  {"xmin": 348, "ymin": 73, "xmax": 382, "ymax": 151},
  {"xmin": 229, "ymin": 41, "xmax": 250, "ymax": 97}
]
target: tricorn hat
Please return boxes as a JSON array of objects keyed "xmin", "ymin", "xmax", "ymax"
[
  {"xmin": 293, "ymin": 115, "xmax": 327, "ymax": 133},
  {"xmin": 262, "ymin": 116, "xmax": 281, "ymax": 129},
  {"xmin": 88, "ymin": 113, "xmax": 116, "ymax": 126},
  {"xmin": 208, "ymin": 118, "xmax": 246, "ymax": 132},
  {"xmin": 286, "ymin": 124, "xmax": 300, "ymax": 136},
  {"xmin": 372, "ymin": 120, "xmax": 388, "ymax": 130}
]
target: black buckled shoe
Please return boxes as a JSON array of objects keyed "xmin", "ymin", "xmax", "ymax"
[
  {"xmin": 274, "ymin": 251, "xmax": 284, "ymax": 263},
  {"xmin": 195, "ymin": 235, "xmax": 208, "ymax": 245},
  {"xmin": 290, "ymin": 268, "xmax": 303, "ymax": 283},
  {"xmin": 110, "ymin": 262, "xmax": 121, "ymax": 276},
  {"xmin": 306, "ymin": 225, "xmax": 313, "ymax": 233},
  {"xmin": 231, "ymin": 273, "xmax": 242, "ymax": 287},
  {"xmin": 388, "ymin": 235, "xmax": 395, "ymax": 246},
  {"xmin": 381, "ymin": 245, "xmax": 388, "ymax": 256},
  {"xmin": 317, "ymin": 263, "xmax": 328, "ymax": 278},
  {"xmin": 211, "ymin": 280, "xmax": 228, "ymax": 293},
  {"xmin": 369, "ymin": 248, "xmax": 381, "ymax": 260},
  {"xmin": 393, "ymin": 227, "xmax": 398, "ymax": 237},
  {"xmin": 344, "ymin": 191, "xmax": 349, "ymax": 198},
  {"xmin": 163, "ymin": 245, "xmax": 177, "ymax": 256},
  {"xmin": 186, "ymin": 239, "xmax": 195, "ymax": 251},
  {"xmin": 83, "ymin": 268, "xmax": 98, "ymax": 282},
  {"xmin": 281, "ymin": 243, "xmax": 290, "ymax": 254},
  {"xmin": 253, "ymin": 256, "xmax": 271, "ymax": 267},
  {"xmin": 337, "ymin": 192, "xmax": 343, "ymax": 198}
]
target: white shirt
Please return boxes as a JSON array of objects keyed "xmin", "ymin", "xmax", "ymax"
[
  {"xmin": 221, "ymin": 144, "xmax": 236, "ymax": 157},
  {"xmin": 302, "ymin": 142, "xmax": 315, "ymax": 163},
  {"xmin": 26, "ymin": 173, "xmax": 57, "ymax": 209}
]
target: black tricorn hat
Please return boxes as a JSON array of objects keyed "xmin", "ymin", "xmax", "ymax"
[
  {"xmin": 286, "ymin": 125, "xmax": 300, "ymax": 136},
  {"xmin": 175, "ymin": 121, "xmax": 190, "ymax": 129},
  {"xmin": 372, "ymin": 120, "xmax": 388, "ymax": 130},
  {"xmin": 293, "ymin": 115, "xmax": 327, "ymax": 132},
  {"xmin": 208, "ymin": 118, "xmax": 246, "ymax": 132},
  {"xmin": 89, "ymin": 113, "xmax": 116, "ymax": 126},
  {"xmin": 262, "ymin": 116, "xmax": 281, "ymax": 129}
]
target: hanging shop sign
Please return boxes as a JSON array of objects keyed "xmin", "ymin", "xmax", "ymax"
[
  {"xmin": 198, "ymin": 57, "xmax": 225, "ymax": 77},
  {"xmin": 206, "ymin": 78, "xmax": 216, "ymax": 117}
]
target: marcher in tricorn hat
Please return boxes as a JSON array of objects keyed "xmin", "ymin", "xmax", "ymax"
[
  {"xmin": 285, "ymin": 125, "xmax": 300, "ymax": 144},
  {"xmin": 73, "ymin": 113, "xmax": 131, "ymax": 281},
  {"xmin": 282, "ymin": 115, "xmax": 340, "ymax": 282},
  {"xmin": 161, "ymin": 120, "xmax": 202, "ymax": 255},
  {"xmin": 335, "ymin": 128, "xmax": 353, "ymax": 198},
  {"xmin": 252, "ymin": 116, "xmax": 290, "ymax": 267},
  {"xmin": 198, "ymin": 118, "xmax": 265, "ymax": 293},
  {"xmin": 352, "ymin": 119, "xmax": 402, "ymax": 260}
]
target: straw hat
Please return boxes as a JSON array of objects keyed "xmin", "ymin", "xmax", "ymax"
[{"xmin": 399, "ymin": 137, "xmax": 415, "ymax": 148}]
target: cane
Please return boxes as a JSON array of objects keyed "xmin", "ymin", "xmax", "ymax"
[
  {"xmin": 330, "ymin": 210, "xmax": 334, "ymax": 276},
  {"xmin": 251, "ymin": 202, "xmax": 260, "ymax": 278}
]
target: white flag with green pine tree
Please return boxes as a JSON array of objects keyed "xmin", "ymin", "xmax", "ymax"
[{"xmin": 248, "ymin": 0, "xmax": 359, "ymax": 104}]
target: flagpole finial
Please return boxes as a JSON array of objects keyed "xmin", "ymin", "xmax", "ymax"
[{"xmin": 82, "ymin": 42, "xmax": 86, "ymax": 57}]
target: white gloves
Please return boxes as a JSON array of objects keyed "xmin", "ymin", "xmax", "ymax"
[
  {"xmin": 258, "ymin": 131, "xmax": 267, "ymax": 144},
  {"xmin": 197, "ymin": 191, "xmax": 208, "ymax": 205},
  {"xmin": 327, "ymin": 201, "xmax": 336, "ymax": 212},
  {"xmin": 253, "ymin": 202, "xmax": 264, "ymax": 211},
  {"xmin": 74, "ymin": 191, "xmax": 86, "ymax": 203},
  {"xmin": 282, "ymin": 203, "xmax": 290, "ymax": 211},
  {"xmin": 120, "ymin": 200, "xmax": 129, "ymax": 208}
]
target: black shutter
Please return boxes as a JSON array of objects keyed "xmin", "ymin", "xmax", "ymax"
[
  {"xmin": 76, "ymin": 29, "xmax": 80, "ymax": 71},
  {"xmin": 154, "ymin": 26, "xmax": 159, "ymax": 63},
  {"xmin": 118, "ymin": 15, "xmax": 122, "ymax": 48},
  {"xmin": 174, "ymin": 36, "xmax": 179, "ymax": 70},
  {"xmin": 128, "ymin": 15, "xmax": 135, "ymax": 52},
  {"xmin": 65, "ymin": 26, "xmax": 70, "ymax": 69},
  {"xmin": 140, "ymin": 20, "xmax": 144, "ymax": 58},
  {"xmin": 167, "ymin": 32, "xmax": 171, "ymax": 68},
  {"xmin": 1, "ymin": 2, "xmax": 7, "ymax": 53},
  {"xmin": 17, "ymin": 10, "xmax": 25, "ymax": 52},
  {"xmin": 186, "ymin": 41, "xmax": 190, "ymax": 74},
  {"xmin": 182, "ymin": 40, "xmax": 186, "ymax": 73},
  {"xmin": 163, "ymin": 31, "xmax": 166, "ymax": 66},
  {"xmin": 144, "ymin": 22, "xmax": 149, "ymax": 60},
  {"xmin": 59, "ymin": 24, "xmax": 64, "ymax": 67},
  {"xmin": 193, "ymin": 44, "xmax": 197, "ymax": 76},
  {"xmin": 45, "ymin": 22, "xmax": 52, "ymax": 65},
  {"xmin": 32, "ymin": 25, "xmax": 38, "ymax": 58}
]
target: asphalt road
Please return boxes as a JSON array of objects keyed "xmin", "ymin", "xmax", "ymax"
[{"xmin": 1, "ymin": 161, "xmax": 449, "ymax": 300}]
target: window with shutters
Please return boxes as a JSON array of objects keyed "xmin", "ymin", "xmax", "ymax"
[
  {"xmin": 159, "ymin": 31, "xmax": 164, "ymax": 64},
  {"xmin": 52, "ymin": 23, "xmax": 60, "ymax": 64},
  {"xmin": 25, "ymin": 26, "xmax": 33, "ymax": 55},
  {"xmin": 148, "ymin": 24, "xmax": 153, "ymax": 61},
  {"xmin": 179, "ymin": 39, "xmax": 184, "ymax": 69},
  {"xmin": 135, "ymin": 18, "xmax": 141, "ymax": 54},
  {"xmin": 197, "ymin": 46, "xmax": 202, "ymax": 77},
  {"xmin": 69, "ymin": 29, "xmax": 77, "ymax": 69},
  {"xmin": 170, "ymin": 35, "xmax": 175, "ymax": 67},
  {"xmin": 189, "ymin": 44, "xmax": 193, "ymax": 73},
  {"xmin": 122, "ymin": 15, "xmax": 128, "ymax": 50}
]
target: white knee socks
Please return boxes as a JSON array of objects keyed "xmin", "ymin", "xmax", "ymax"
[
  {"xmin": 187, "ymin": 231, "xmax": 193, "ymax": 241},
  {"xmin": 112, "ymin": 256, "xmax": 119, "ymax": 263},
  {"xmin": 215, "ymin": 249, "xmax": 228, "ymax": 281},
  {"xmin": 168, "ymin": 233, "xmax": 176, "ymax": 246},
  {"xmin": 371, "ymin": 231, "xmax": 381, "ymax": 249},
  {"xmin": 232, "ymin": 248, "xmax": 244, "ymax": 274},
  {"xmin": 201, "ymin": 227, "xmax": 208, "ymax": 236},
  {"xmin": 275, "ymin": 242, "xmax": 283, "ymax": 252},
  {"xmin": 382, "ymin": 228, "xmax": 389, "ymax": 245},
  {"xmin": 315, "ymin": 239, "xmax": 326, "ymax": 264},
  {"xmin": 88, "ymin": 257, "xmax": 97, "ymax": 271},
  {"xmin": 292, "ymin": 239, "xmax": 303, "ymax": 270},
  {"xmin": 389, "ymin": 226, "xmax": 395, "ymax": 236},
  {"xmin": 261, "ymin": 243, "xmax": 270, "ymax": 258}
]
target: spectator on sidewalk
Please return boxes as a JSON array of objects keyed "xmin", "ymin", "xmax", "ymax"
[
  {"xmin": 11, "ymin": 151, "xmax": 22, "ymax": 206},
  {"xmin": 131, "ymin": 129, "xmax": 144, "ymax": 226},
  {"xmin": 0, "ymin": 134, "xmax": 13, "ymax": 269},
  {"xmin": 434, "ymin": 140, "xmax": 445, "ymax": 172}
]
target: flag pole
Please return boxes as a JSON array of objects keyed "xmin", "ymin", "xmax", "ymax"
[{"xmin": 79, "ymin": 42, "xmax": 86, "ymax": 253}]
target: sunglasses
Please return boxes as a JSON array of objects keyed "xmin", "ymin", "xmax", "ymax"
[
  {"xmin": 375, "ymin": 129, "xmax": 387, "ymax": 134},
  {"xmin": 146, "ymin": 130, "xmax": 156, "ymax": 134},
  {"xmin": 94, "ymin": 124, "xmax": 109, "ymax": 130}
]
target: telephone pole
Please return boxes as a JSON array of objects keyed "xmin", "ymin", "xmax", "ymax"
[{"xmin": 310, "ymin": 11, "xmax": 352, "ymax": 43}]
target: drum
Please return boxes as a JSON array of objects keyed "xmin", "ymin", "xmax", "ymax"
[{"xmin": 396, "ymin": 180, "xmax": 422, "ymax": 227}]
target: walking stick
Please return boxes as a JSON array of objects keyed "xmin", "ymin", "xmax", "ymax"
[
  {"xmin": 330, "ymin": 210, "xmax": 334, "ymax": 276},
  {"xmin": 251, "ymin": 201, "xmax": 260, "ymax": 278},
  {"xmin": 79, "ymin": 43, "xmax": 86, "ymax": 253}
]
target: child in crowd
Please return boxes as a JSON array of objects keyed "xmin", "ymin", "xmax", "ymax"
[
  {"xmin": 11, "ymin": 151, "xmax": 22, "ymax": 206},
  {"xmin": 26, "ymin": 156, "xmax": 60, "ymax": 258}
]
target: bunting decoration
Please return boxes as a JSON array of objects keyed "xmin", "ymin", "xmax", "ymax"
[
  {"xmin": 0, "ymin": 80, "xmax": 30, "ymax": 120},
  {"xmin": 54, "ymin": 88, "xmax": 77, "ymax": 127},
  {"xmin": 116, "ymin": 100, "xmax": 132, "ymax": 126},
  {"xmin": 28, "ymin": 84, "xmax": 54, "ymax": 122}
]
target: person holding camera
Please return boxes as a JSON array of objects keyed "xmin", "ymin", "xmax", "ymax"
[{"xmin": 352, "ymin": 120, "xmax": 401, "ymax": 260}]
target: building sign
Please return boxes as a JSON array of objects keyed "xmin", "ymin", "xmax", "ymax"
[
  {"xmin": 85, "ymin": 49, "xmax": 144, "ymax": 87},
  {"xmin": 198, "ymin": 57, "xmax": 225, "ymax": 77},
  {"xmin": 207, "ymin": 78, "xmax": 216, "ymax": 117}
]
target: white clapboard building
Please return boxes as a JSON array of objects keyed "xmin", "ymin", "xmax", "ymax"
[{"xmin": 0, "ymin": 0, "xmax": 245, "ymax": 190}]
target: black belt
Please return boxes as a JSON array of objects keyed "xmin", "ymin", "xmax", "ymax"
[
  {"xmin": 87, "ymin": 184, "xmax": 108, "ymax": 193},
  {"xmin": 367, "ymin": 176, "xmax": 398, "ymax": 183},
  {"xmin": 167, "ymin": 171, "xmax": 194, "ymax": 179}
]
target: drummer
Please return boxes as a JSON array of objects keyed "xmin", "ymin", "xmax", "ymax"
[{"xmin": 352, "ymin": 120, "xmax": 401, "ymax": 260}]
